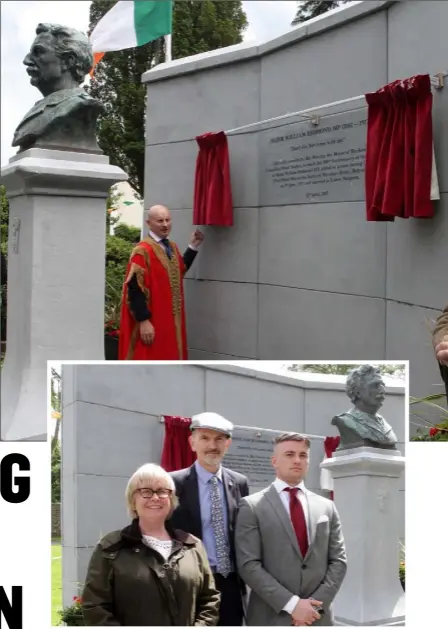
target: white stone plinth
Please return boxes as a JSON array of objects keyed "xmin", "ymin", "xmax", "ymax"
[
  {"xmin": 321, "ymin": 447, "xmax": 405, "ymax": 626},
  {"xmin": 1, "ymin": 149, "xmax": 127, "ymax": 441}
]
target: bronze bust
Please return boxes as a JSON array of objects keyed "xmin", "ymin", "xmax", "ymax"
[
  {"xmin": 332, "ymin": 365, "xmax": 398, "ymax": 450},
  {"xmin": 12, "ymin": 23, "xmax": 103, "ymax": 153}
]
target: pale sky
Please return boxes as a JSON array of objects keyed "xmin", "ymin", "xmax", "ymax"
[{"xmin": 0, "ymin": 0, "xmax": 298, "ymax": 165}]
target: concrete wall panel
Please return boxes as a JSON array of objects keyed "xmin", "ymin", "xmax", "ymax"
[
  {"xmin": 258, "ymin": 286, "xmax": 386, "ymax": 360},
  {"xmin": 259, "ymin": 203, "xmax": 387, "ymax": 298},
  {"xmin": 75, "ymin": 403, "xmax": 164, "ymax": 477},
  {"xmin": 195, "ymin": 208, "xmax": 259, "ymax": 283},
  {"xmin": 386, "ymin": 195, "xmax": 448, "ymax": 310},
  {"xmin": 72, "ymin": 364, "xmax": 206, "ymax": 418},
  {"xmin": 260, "ymin": 12, "xmax": 387, "ymax": 120},
  {"xmin": 146, "ymin": 60, "xmax": 260, "ymax": 144},
  {"xmin": 204, "ymin": 369, "xmax": 305, "ymax": 431},
  {"xmin": 387, "ymin": 1, "xmax": 448, "ymax": 82},
  {"xmin": 76, "ymin": 474, "xmax": 129, "ymax": 547},
  {"xmin": 185, "ymin": 279, "xmax": 258, "ymax": 358},
  {"xmin": 144, "ymin": 141, "xmax": 196, "ymax": 209}
]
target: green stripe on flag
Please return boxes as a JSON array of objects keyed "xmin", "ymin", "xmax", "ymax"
[{"xmin": 134, "ymin": 0, "xmax": 173, "ymax": 47}]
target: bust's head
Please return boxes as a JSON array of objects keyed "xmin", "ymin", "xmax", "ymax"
[
  {"xmin": 23, "ymin": 23, "xmax": 93, "ymax": 96},
  {"xmin": 346, "ymin": 365, "xmax": 386, "ymax": 413}
]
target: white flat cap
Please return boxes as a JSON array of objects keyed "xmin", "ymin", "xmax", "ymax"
[{"xmin": 190, "ymin": 412, "xmax": 233, "ymax": 436}]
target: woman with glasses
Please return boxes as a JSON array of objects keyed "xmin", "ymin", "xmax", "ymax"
[{"xmin": 82, "ymin": 463, "xmax": 220, "ymax": 625}]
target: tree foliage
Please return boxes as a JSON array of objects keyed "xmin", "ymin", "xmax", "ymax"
[
  {"xmin": 105, "ymin": 227, "xmax": 136, "ymax": 330},
  {"xmin": 106, "ymin": 185, "xmax": 124, "ymax": 234},
  {"xmin": 292, "ymin": 1, "xmax": 351, "ymax": 25},
  {"xmin": 52, "ymin": 440, "xmax": 61, "ymax": 503},
  {"xmin": 288, "ymin": 364, "xmax": 406, "ymax": 378},
  {"xmin": 51, "ymin": 367, "xmax": 62, "ymax": 451},
  {"xmin": 113, "ymin": 223, "xmax": 141, "ymax": 243},
  {"xmin": 87, "ymin": 0, "xmax": 248, "ymax": 196},
  {"xmin": 50, "ymin": 367, "xmax": 62, "ymax": 501}
]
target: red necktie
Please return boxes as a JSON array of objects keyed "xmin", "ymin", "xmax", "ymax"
[{"xmin": 284, "ymin": 487, "xmax": 309, "ymax": 557}]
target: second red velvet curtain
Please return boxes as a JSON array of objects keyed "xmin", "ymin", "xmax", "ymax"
[{"xmin": 365, "ymin": 74, "xmax": 434, "ymax": 221}]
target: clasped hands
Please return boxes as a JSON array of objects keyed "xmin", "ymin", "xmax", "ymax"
[
  {"xmin": 291, "ymin": 598, "xmax": 323, "ymax": 626},
  {"xmin": 435, "ymin": 335, "xmax": 448, "ymax": 366}
]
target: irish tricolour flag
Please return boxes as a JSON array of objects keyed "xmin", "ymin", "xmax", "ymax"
[{"xmin": 90, "ymin": 0, "xmax": 173, "ymax": 72}]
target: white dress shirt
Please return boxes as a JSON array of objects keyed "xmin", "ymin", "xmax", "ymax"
[
  {"xmin": 273, "ymin": 478, "xmax": 310, "ymax": 615},
  {"xmin": 149, "ymin": 229, "xmax": 198, "ymax": 251}
]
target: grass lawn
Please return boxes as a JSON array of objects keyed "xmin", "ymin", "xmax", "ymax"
[{"xmin": 52, "ymin": 544, "xmax": 62, "ymax": 626}]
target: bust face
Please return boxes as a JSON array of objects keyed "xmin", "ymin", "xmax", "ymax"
[
  {"xmin": 356, "ymin": 374, "xmax": 386, "ymax": 412},
  {"xmin": 23, "ymin": 32, "xmax": 68, "ymax": 93}
]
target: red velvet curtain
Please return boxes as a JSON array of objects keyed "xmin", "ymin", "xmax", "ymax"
[
  {"xmin": 365, "ymin": 75, "xmax": 434, "ymax": 221},
  {"xmin": 160, "ymin": 416, "xmax": 196, "ymax": 472},
  {"xmin": 193, "ymin": 131, "xmax": 234, "ymax": 226},
  {"xmin": 324, "ymin": 436, "xmax": 340, "ymax": 501},
  {"xmin": 324, "ymin": 436, "xmax": 340, "ymax": 458}
]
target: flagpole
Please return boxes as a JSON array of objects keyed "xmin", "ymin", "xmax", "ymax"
[{"xmin": 165, "ymin": 34, "xmax": 172, "ymax": 62}]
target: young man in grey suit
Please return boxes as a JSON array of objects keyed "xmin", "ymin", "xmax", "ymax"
[{"xmin": 235, "ymin": 433, "xmax": 347, "ymax": 626}]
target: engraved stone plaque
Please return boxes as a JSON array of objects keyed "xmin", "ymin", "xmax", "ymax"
[
  {"xmin": 223, "ymin": 427, "xmax": 276, "ymax": 488},
  {"xmin": 260, "ymin": 108, "xmax": 368, "ymax": 205},
  {"xmin": 223, "ymin": 427, "xmax": 328, "ymax": 493}
]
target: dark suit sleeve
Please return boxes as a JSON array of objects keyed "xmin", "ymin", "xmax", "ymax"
[
  {"xmin": 127, "ymin": 274, "xmax": 151, "ymax": 322},
  {"xmin": 240, "ymin": 477, "xmax": 249, "ymax": 499},
  {"xmin": 183, "ymin": 247, "xmax": 198, "ymax": 272},
  {"xmin": 168, "ymin": 472, "xmax": 186, "ymax": 531}
]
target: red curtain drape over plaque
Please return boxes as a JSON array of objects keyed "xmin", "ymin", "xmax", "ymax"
[
  {"xmin": 324, "ymin": 436, "xmax": 340, "ymax": 459},
  {"xmin": 193, "ymin": 131, "xmax": 234, "ymax": 226},
  {"xmin": 160, "ymin": 415, "xmax": 196, "ymax": 472},
  {"xmin": 365, "ymin": 74, "xmax": 434, "ymax": 221},
  {"xmin": 323, "ymin": 436, "xmax": 340, "ymax": 501}
]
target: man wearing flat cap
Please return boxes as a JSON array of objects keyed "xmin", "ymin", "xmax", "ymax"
[{"xmin": 169, "ymin": 412, "xmax": 249, "ymax": 626}]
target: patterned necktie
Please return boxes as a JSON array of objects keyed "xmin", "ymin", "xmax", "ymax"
[
  {"xmin": 284, "ymin": 487, "xmax": 309, "ymax": 557},
  {"xmin": 209, "ymin": 476, "xmax": 232, "ymax": 577},
  {"xmin": 161, "ymin": 237, "xmax": 172, "ymax": 259}
]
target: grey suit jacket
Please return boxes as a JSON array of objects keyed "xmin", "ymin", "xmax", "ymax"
[{"xmin": 235, "ymin": 484, "xmax": 347, "ymax": 626}]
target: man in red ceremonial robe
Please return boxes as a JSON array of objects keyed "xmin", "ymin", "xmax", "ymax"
[{"xmin": 119, "ymin": 205, "xmax": 204, "ymax": 360}]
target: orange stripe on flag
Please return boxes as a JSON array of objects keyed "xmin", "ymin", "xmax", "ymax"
[{"xmin": 90, "ymin": 52, "xmax": 105, "ymax": 77}]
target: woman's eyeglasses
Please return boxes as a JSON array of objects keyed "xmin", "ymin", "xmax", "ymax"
[{"xmin": 135, "ymin": 488, "xmax": 173, "ymax": 499}]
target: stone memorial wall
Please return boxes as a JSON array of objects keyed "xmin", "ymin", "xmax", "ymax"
[{"xmin": 143, "ymin": 0, "xmax": 448, "ymax": 434}]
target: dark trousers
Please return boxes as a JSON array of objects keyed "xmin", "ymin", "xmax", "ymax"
[{"xmin": 213, "ymin": 572, "xmax": 244, "ymax": 626}]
